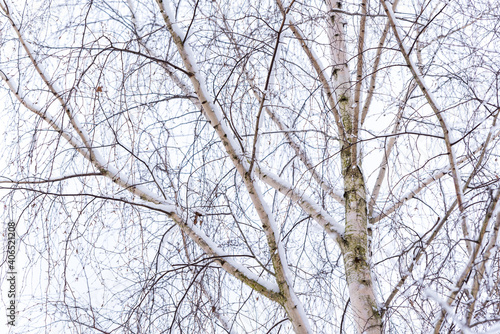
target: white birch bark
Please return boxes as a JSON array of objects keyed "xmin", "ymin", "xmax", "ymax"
[
  {"xmin": 379, "ymin": 0, "xmax": 471, "ymax": 255},
  {"xmin": 0, "ymin": 2, "xmax": 288, "ymax": 309},
  {"xmin": 371, "ymin": 128, "xmax": 500, "ymax": 224},
  {"xmin": 433, "ymin": 190, "xmax": 500, "ymax": 333},
  {"xmin": 324, "ymin": 1, "xmax": 383, "ymax": 332},
  {"xmin": 154, "ymin": 1, "xmax": 312, "ymax": 331}
]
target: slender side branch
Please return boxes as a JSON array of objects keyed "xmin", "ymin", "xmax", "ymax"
[
  {"xmin": 256, "ymin": 166, "xmax": 344, "ymax": 239},
  {"xmin": 248, "ymin": 0, "xmax": 295, "ymax": 174},
  {"xmin": 433, "ymin": 190, "xmax": 500, "ymax": 333},
  {"xmin": 361, "ymin": 0, "xmax": 400, "ymax": 124},
  {"xmin": 276, "ymin": 0, "xmax": 345, "ymax": 142},
  {"xmin": 380, "ymin": 0, "xmax": 467, "ymax": 243},
  {"xmin": 155, "ymin": 2, "xmax": 312, "ymax": 332},
  {"xmin": 0, "ymin": 173, "xmax": 103, "ymax": 184},
  {"xmin": 371, "ymin": 128, "xmax": 500, "ymax": 224},
  {"xmin": 368, "ymin": 83, "xmax": 413, "ymax": 218},
  {"xmin": 352, "ymin": 0, "xmax": 367, "ymax": 137}
]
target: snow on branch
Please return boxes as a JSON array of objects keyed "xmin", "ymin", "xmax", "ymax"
[
  {"xmin": 371, "ymin": 126, "xmax": 500, "ymax": 224},
  {"xmin": 379, "ymin": 0, "xmax": 467, "ymax": 229},
  {"xmin": 256, "ymin": 166, "xmax": 345, "ymax": 239},
  {"xmin": 424, "ymin": 288, "xmax": 473, "ymax": 334},
  {"xmin": 275, "ymin": 0, "xmax": 345, "ymax": 142},
  {"xmin": 0, "ymin": 4, "xmax": 285, "ymax": 305},
  {"xmin": 155, "ymin": 1, "xmax": 313, "ymax": 331}
]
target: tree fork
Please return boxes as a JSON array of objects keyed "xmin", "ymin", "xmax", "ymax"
[
  {"xmin": 327, "ymin": 0, "xmax": 383, "ymax": 330},
  {"xmin": 340, "ymin": 145, "xmax": 382, "ymax": 334}
]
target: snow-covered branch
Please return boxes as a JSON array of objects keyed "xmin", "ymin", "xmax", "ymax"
[
  {"xmin": 380, "ymin": 0, "xmax": 467, "ymax": 239},
  {"xmin": 155, "ymin": 1, "xmax": 312, "ymax": 331},
  {"xmin": 433, "ymin": 190, "xmax": 500, "ymax": 333},
  {"xmin": 0, "ymin": 4, "xmax": 285, "ymax": 307},
  {"xmin": 276, "ymin": 0, "xmax": 345, "ymax": 142},
  {"xmin": 256, "ymin": 166, "xmax": 344, "ymax": 239},
  {"xmin": 371, "ymin": 127, "xmax": 500, "ymax": 224}
]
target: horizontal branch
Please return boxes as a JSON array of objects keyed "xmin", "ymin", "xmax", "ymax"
[
  {"xmin": 371, "ymin": 128, "xmax": 500, "ymax": 224},
  {"xmin": 380, "ymin": 0, "xmax": 466, "ymax": 227},
  {"xmin": 256, "ymin": 166, "xmax": 344, "ymax": 238},
  {"xmin": 0, "ymin": 185, "xmax": 284, "ymax": 301},
  {"xmin": 103, "ymin": 45, "xmax": 194, "ymax": 77},
  {"xmin": 1, "ymin": 30, "xmax": 282, "ymax": 305},
  {"xmin": 0, "ymin": 173, "xmax": 103, "ymax": 185}
]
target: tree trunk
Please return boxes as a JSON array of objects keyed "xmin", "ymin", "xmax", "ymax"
[
  {"xmin": 326, "ymin": 0, "xmax": 383, "ymax": 332},
  {"xmin": 341, "ymin": 154, "xmax": 382, "ymax": 334}
]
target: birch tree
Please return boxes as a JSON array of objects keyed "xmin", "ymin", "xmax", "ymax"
[{"xmin": 1, "ymin": 0, "xmax": 499, "ymax": 333}]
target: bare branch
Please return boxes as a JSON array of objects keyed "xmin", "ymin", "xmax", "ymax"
[
  {"xmin": 380, "ymin": 0, "xmax": 467, "ymax": 239},
  {"xmin": 154, "ymin": 1, "xmax": 312, "ymax": 331}
]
